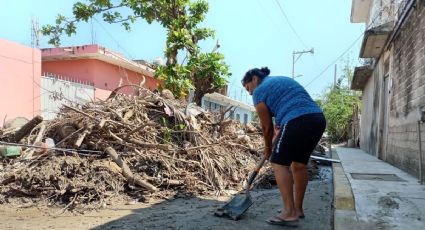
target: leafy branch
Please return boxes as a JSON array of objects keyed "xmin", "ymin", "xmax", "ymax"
[{"xmin": 42, "ymin": 0, "xmax": 231, "ymax": 105}]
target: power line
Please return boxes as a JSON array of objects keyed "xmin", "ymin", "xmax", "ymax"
[
  {"xmin": 274, "ymin": 0, "xmax": 308, "ymax": 48},
  {"xmin": 303, "ymin": 32, "xmax": 363, "ymax": 88},
  {"xmin": 93, "ymin": 17, "xmax": 135, "ymax": 60},
  {"xmin": 255, "ymin": 0, "xmax": 293, "ymax": 47},
  {"xmin": 0, "ymin": 53, "xmax": 41, "ymax": 65},
  {"xmin": 303, "ymin": 3, "xmax": 399, "ymax": 88}
]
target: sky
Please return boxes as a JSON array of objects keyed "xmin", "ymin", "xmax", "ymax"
[{"xmin": 0, "ymin": 0, "xmax": 365, "ymax": 105}]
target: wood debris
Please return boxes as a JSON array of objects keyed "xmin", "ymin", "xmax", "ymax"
[{"xmin": 0, "ymin": 87, "xmax": 264, "ymax": 211}]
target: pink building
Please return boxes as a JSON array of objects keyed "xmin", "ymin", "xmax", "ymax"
[
  {"xmin": 0, "ymin": 41, "xmax": 161, "ymax": 125},
  {"xmin": 41, "ymin": 44, "xmax": 160, "ymax": 100},
  {"xmin": 0, "ymin": 39, "xmax": 41, "ymax": 125}
]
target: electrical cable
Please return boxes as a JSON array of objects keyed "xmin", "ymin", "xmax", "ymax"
[
  {"xmin": 303, "ymin": 33, "xmax": 363, "ymax": 88},
  {"xmin": 0, "ymin": 141, "xmax": 104, "ymax": 154},
  {"xmin": 274, "ymin": 0, "xmax": 308, "ymax": 48},
  {"xmin": 303, "ymin": 3, "xmax": 397, "ymax": 88},
  {"xmin": 93, "ymin": 17, "xmax": 135, "ymax": 60},
  {"xmin": 255, "ymin": 0, "xmax": 293, "ymax": 47}
]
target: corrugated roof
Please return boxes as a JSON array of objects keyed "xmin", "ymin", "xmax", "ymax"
[{"xmin": 203, "ymin": 92, "xmax": 255, "ymax": 112}]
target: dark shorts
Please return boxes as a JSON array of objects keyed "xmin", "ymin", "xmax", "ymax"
[{"xmin": 271, "ymin": 113, "xmax": 326, "ymax": 166}]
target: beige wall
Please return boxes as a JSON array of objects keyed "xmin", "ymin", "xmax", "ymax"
[{"xmin": 359, "ymin": 62, "xmax": 384, "ymax": 157}]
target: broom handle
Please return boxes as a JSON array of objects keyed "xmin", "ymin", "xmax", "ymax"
[
  {"xmin": 246, "ymin": 154, "xmax": 267, "ymax": 187},
  {"xmin": 246, "ymin": 137, "xmax": 277, "ymax": 188}
]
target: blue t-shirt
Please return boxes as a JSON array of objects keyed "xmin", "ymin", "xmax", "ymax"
[{"xmin": 253, "ymin": 76, "xmax": 322, "ymax": 126}]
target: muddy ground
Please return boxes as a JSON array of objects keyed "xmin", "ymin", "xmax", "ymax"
[{"xmin": 0, "ymin": 164, "xmax": 332, "ymax": 230}]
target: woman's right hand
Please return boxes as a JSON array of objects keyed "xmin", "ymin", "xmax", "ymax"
[{"xmin": 264, "ymin": 146, "xmax": 272, "ymax": 159}]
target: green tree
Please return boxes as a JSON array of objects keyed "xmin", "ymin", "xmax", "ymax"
[
  {"xmin": 318, "ymin": 59, "xmax": 361, "ymax": 142},
  {"xmin": 42, "ymin": 0, "xmax": 230, "ymax": 105}
]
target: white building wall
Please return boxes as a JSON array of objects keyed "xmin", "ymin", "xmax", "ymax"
[
  {"xmin": 360, "ymin": 72, "xmax": 376, "ymax": 154},
  {"xmin": 41, "ymin": 75, "xmax": 95, "ymax": 119},
  {"xmin": 201, "ymin": 97, "xmax": 254, "ymax": 124}
]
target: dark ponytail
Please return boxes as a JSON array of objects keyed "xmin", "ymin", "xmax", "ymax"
[{"xmin": 241, "ymin": 67, "xmax": 270, "ymax": 86}]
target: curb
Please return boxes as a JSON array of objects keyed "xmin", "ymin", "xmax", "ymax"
[{"xmin": 332, "ymin": 148, "xmax": 359, "ymax": 230}]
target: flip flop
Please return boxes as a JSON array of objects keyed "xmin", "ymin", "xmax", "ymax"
[
  {"xmin": 277, "ymin": 209, "xmax": 305, "ymax": 218},
  {"xmin": 266, "ymin": 216, "xmax": 299, "ymax": 227}
]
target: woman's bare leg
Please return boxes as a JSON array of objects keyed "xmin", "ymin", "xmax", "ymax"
[
  {"xmin": 272, "ymin": 163, "xmax": 298, "ymax": 220},
  {"xmin": 291, "ymin": 161, "xmax": 308, "ymax": 217}
]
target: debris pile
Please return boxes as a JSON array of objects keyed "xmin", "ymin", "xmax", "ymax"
[{"xmin": 0, "ymin": 87, "xmax": 264, "ymax": 210}]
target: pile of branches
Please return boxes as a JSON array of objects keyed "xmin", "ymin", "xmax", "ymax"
[{"xmin": 0, "ymin": 86, "xmax": 263, "ymax": 210}]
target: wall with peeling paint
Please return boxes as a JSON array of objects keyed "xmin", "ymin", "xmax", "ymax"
[{"xmin": 360, "ymin": 2, "xmax": 425, "ymax": 178}]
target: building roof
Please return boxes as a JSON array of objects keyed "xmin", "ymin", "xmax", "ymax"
[
  {"xmin": 41, "ymin": 44, "xmax": 154, "ymax": 77},
  {"xmin": 203, "ymin": 92, "xmax": 255, "ymax": 112},
  {"xmin": 359, "ymin": 22, "xmax": 393, "ymax": 59},
  {"xmin": 351, "ymin": 66, "xmax": 373, "ymax": 91}
]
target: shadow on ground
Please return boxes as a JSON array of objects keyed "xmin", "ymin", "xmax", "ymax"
[
  {"xmin": 0, "ymin": 166, "xmax": 332, "ymax": 230},
  {"xmin": 90, "ymin": 178, "xmax": 333, "ymax": 230}
]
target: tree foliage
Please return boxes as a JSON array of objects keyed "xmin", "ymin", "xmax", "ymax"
[
  {"xmin": 42, "ymin": 0, "xmax": 231, "ymax": 104},
  {"xmin": 317, "ymin": 60, "xmax": 361, "ymax": 143}
]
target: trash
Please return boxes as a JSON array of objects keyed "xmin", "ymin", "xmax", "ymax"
[
  {"xmin": 33, "ymin": 141, "xmax": 48, "ymax": 155},
  {"xmin": 161, "ymin": 89, "xmax": 175, "ymax": 99},
  {"xmin": 0, "ymin": 145, "xmax": 21, "ymax": 157},
  {"xmin": 163, "ymin": 104, "xmax": 174, "ymax": 116},
  {"xmin": 3, "ymin": 117, "xmax": 29, "ymax": 129},
  {"xmin": 245, "ymin": 123, "xmax": 258, "ymax": 133},
  {"xmin": 45, "ymin": 138, "xmax": 55, "ymax": 148},
  {"xmin": 185, "ymin": 103, "xmax": 206, "ymax": 117}
]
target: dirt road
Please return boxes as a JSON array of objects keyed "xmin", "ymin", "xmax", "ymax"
[{"xmin": 0, "ymin": 166, "xmax": 332, "ymax": 230}]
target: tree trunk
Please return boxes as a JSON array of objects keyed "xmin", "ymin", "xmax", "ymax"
[
  {"xmin": 193, "ymin": 88, "xmax": 204, "ymax": 106},
  {"xmin": 14, "ymin": 115, "xmax": 43, "ymax": 143},
  {"xmin": 192, "ymin": 77, "xmax": 216, "ymax": 106}
]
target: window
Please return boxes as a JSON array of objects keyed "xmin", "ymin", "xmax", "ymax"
[
  {"xmin": 244, "ymin": 114, "xmax": 248, "ymax": 125},
  {"xmin": 236, "ymin": 114, "xmax": 240, "ymax": 121},
  {"xmin": 230, "ymin": 110, "xmax": 235, "ymax": 119}
]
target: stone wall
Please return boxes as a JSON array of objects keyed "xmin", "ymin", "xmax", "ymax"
[{"xmin": 386, "ymin": 2, "xmax": 425, "ymax": 177}]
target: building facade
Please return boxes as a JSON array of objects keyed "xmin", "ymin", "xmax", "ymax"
[
  {"xmin": 351, "ymin": 0, "xmax": 425, "ymax": 178},
  {"xmin": 202, "ymin": 92, "xmax": 255, "ymax": 124},
  {"xmin": 41, "ymin": 44, "xmax": 160, "ymax": 100},
  {"xmin": 0, "ymin": 41, "xmax": 160, "ymax": 123}
]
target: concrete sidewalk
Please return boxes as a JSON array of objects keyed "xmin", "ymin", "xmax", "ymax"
[{"xmin": 335, "ymin": 147, "xmax": 425, "ymax": 229}]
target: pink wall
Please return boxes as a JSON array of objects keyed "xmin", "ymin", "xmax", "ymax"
[
  {"xmin": 42, "ymin": 59, "xmax": 161, "ymax": 100},
  {"xmin": 0, "ymin": 39, "xmax": 41, "ymax": 126}
]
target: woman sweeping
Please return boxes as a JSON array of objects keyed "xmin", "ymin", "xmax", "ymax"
[{"xmin": 242, "ymin": 67, "xmax": 326, "ymax": 226}]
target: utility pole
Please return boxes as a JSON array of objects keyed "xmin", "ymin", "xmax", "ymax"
[
  {"xmin": 292, "ymin": 48, "xmax": 314, "ymax": 79},
  {"xmin": 31, "ymin": 17, "xmax": 40, "ymax": 117}
]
